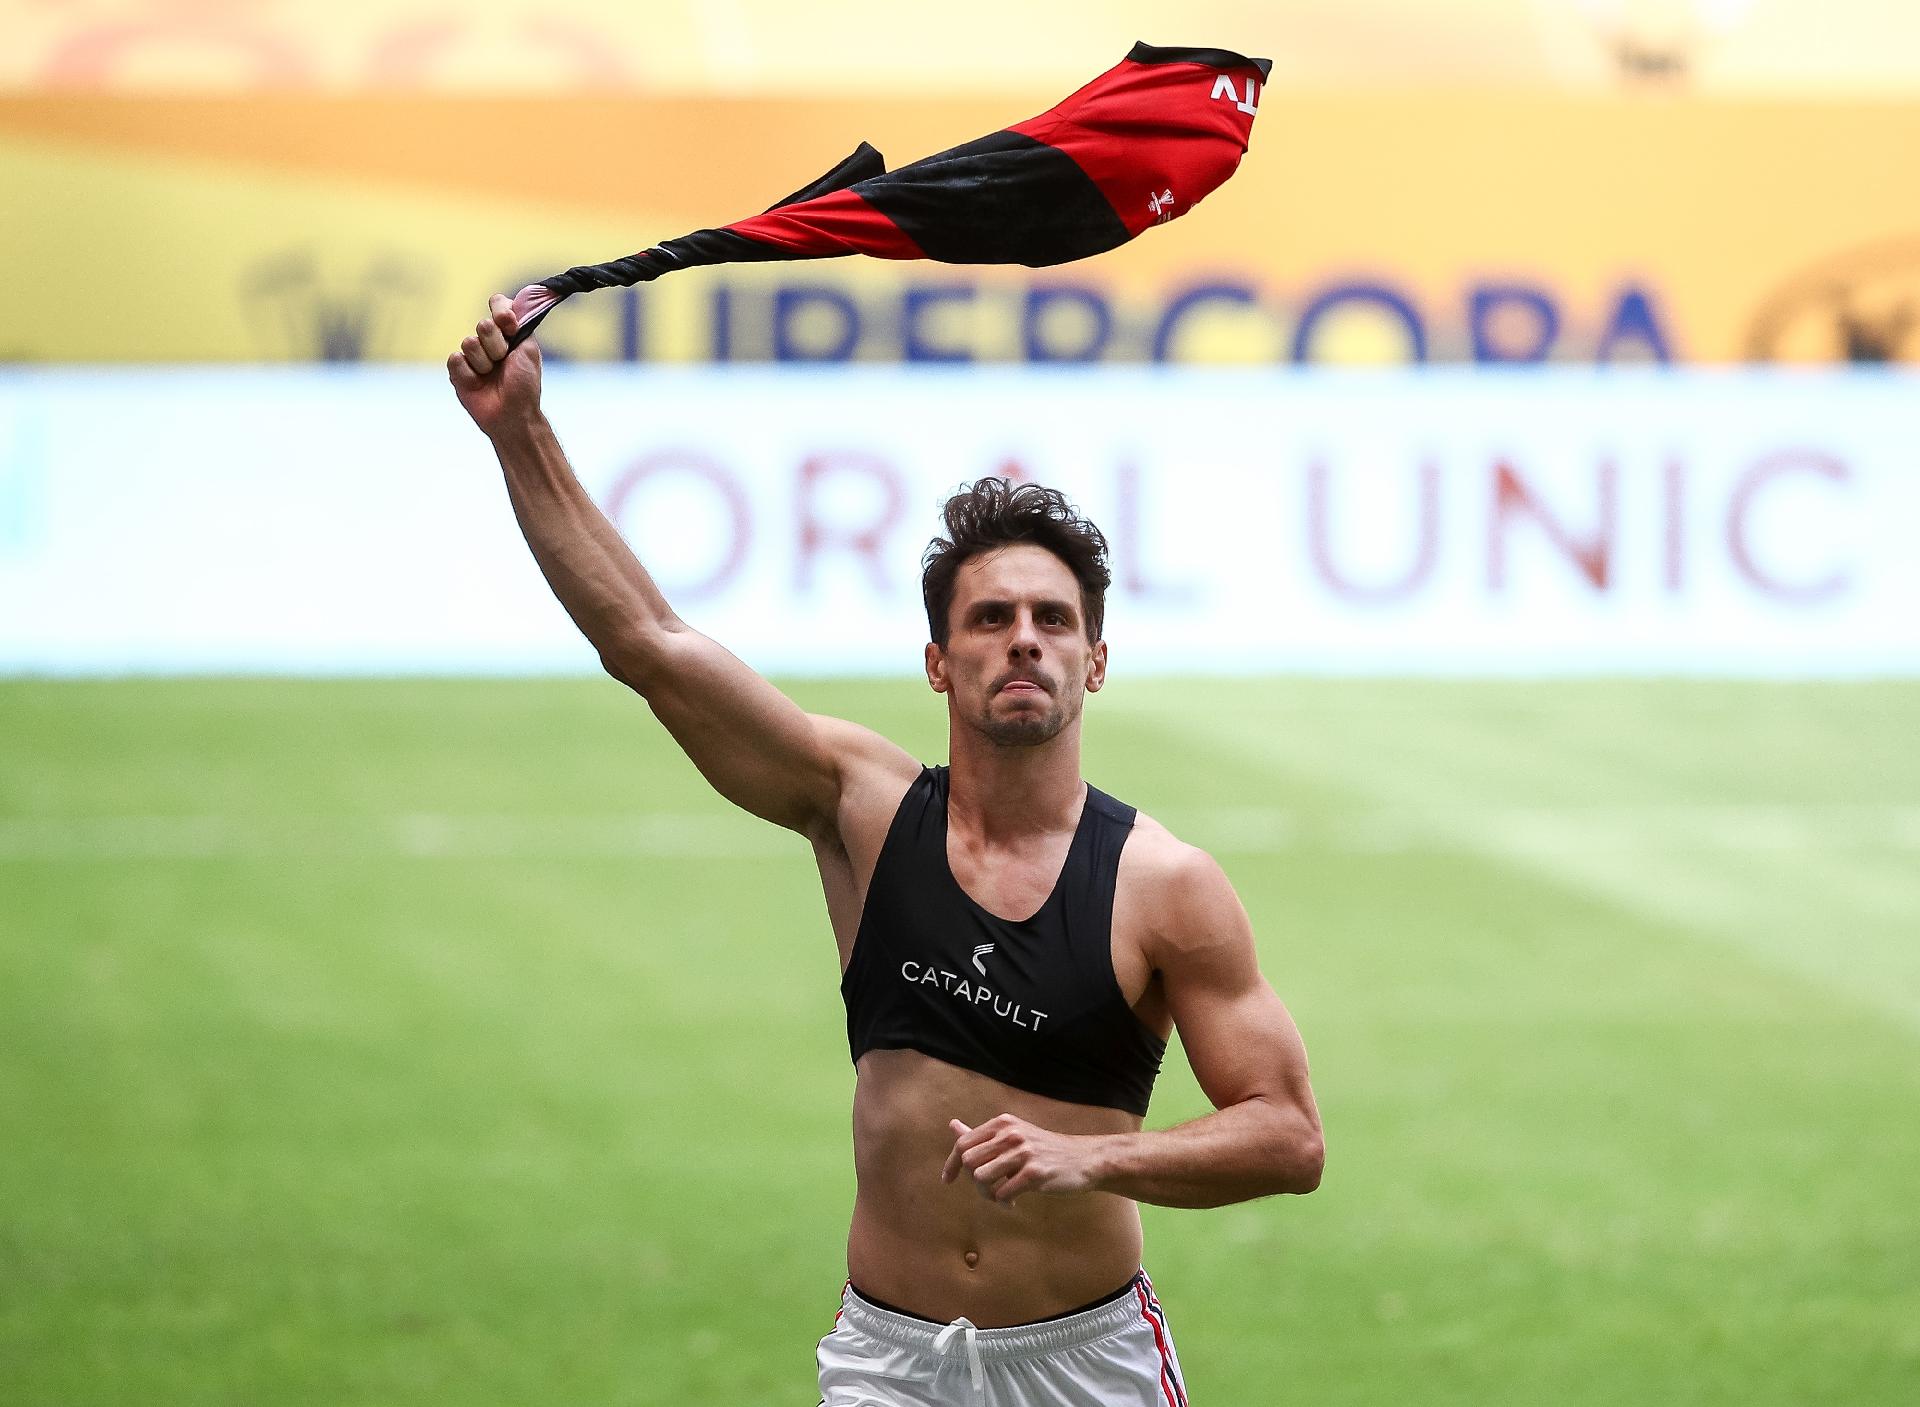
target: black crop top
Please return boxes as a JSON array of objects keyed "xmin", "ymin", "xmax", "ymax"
[{"xmin": 841, "ymin": 766, "xmax": 1166, "ymax": 1116}]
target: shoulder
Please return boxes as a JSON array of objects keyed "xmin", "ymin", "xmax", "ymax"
[
  {"xmin": 810, "ymin": 714, "xmax": 922, "ymax": 781},
  {"xmin": 807, "ymin": 714, "xmax": 923, "ymax": 844},
  {"xmin": 1119, "ymin": 811, "xmax": 1250, "ymax": 953},
  {"xmin": 1121, "ymin": 809, "xmax": 1232, "ymax": 892}
]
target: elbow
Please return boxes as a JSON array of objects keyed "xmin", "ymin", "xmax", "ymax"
[
  {"xmin": 598, "ymin": 645, "xmax": 644, "ymax": 693},
  {"xmin": 597, "ymin": 621, "xmax": 678, "ymax": 695},
  {"xmin": 1287, "ymin": 1131, "xmax": 1326, "ymax": 1195},
  {"xmin": 1262, "ymin": 1110, "xmax": 1324, "ymax": 1196}
]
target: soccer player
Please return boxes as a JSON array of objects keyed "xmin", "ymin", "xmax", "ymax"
[{"xmin": 450, "ymin": 295, "xmax": 1324, "ymax": 1406}]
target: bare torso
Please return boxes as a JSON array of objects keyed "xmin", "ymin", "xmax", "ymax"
[
  {"xmin": 848, "ymin": 1050, "xmax": 1144, "ymax": 1323},
  {"xmin": 814, "ymin": 769, "xmax": 1176, "ymax": 1326}
]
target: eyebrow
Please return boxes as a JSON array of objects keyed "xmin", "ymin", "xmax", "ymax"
[{"xmin": 968, "ymin": 597, "xmax": 1079, "ymax": 619}]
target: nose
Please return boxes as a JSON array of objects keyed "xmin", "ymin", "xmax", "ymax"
[{"xmin": 1007, "ymin": 607, "xmax": 1043, "ymax": 661}]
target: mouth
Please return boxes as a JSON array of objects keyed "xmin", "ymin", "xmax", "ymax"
[{"xmin": 996, "ymin": 679, "xmax": 1049, "ymax": 697}]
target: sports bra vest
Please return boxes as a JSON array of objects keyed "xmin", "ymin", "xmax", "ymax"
[{"xmin": 841, "ymin": 766, "xmax": 1165, "ymax": 1116}]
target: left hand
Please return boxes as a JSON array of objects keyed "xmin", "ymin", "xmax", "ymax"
[{"xmin": 941, "ymin": 1114, "xmax": 1104, "ymax": 1206}]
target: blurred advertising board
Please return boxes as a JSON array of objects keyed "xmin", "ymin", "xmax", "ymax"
[
  {"xmin": 6, "ymin": 0, "xmax": 1920, "ymax": 95},
  {"xmin": 2, "ymin": 93, "xmax": 1918, "ymax": 367},
  {"xmin": 1, "ymin": 367, "xmax": 1914, "ymax": 676}
]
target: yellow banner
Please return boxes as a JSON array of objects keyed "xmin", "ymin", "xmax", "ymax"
[{"xmin": 3, "ymin": 93, "xmax": 1917, "ymax": 365}]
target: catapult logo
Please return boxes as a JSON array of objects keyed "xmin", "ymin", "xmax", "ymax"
[
  {"xmin": 1745, "ymin": 237, "xmax": 1920, "ymax": 364},
  {"xmin": 900, "ymin": 958, "xmax": 1047, "ymax": 1033},
  {"xmin": 241, "ymin": 250, "xmax": 438, "ymax": 361}
]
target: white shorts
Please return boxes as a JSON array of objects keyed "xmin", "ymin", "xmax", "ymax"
[{"xmin": 816, "ymin": 1271, "xmax": 1190, "ymax": 1407}]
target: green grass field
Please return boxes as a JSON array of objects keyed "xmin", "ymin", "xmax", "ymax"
[{"xmin": 3, "ymin": 678, "xmax": 1917, "ymax": 1405}]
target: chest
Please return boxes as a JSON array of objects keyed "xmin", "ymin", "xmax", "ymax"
[
  {"xmin": 938, "ymin": 825, "xmax": 1163, "ymax": 1031},
  {"xmin": 945, "ymin": 828, "xmax": 1075, "ymax": 925}
]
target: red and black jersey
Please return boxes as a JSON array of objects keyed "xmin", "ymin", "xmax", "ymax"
[{"xmin": 509, "ymin": 42, "xmax": 1270, "ymax": 344}]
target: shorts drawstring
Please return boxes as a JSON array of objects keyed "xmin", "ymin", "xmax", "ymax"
[{"xmin": 932, "ymin": 1316, "xmax": 986, "ymax": 1400}]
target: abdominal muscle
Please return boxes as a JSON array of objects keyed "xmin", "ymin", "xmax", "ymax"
[{"xmin": 846, "ymin": 1047, "xmax": 1146, "ymax": 1328}]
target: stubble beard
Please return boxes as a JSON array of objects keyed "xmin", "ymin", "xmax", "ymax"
[{"xmin": 973, "ymin": 688, "xmax": 1079, "ymax": 749}]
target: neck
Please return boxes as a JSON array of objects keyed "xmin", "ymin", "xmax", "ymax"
[{"xmin": 944, "ymin": 715, "xmax": 1085, "ymax": 841}]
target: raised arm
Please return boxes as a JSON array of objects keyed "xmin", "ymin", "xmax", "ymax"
[{"xmin": 448, "ymin": 294, "xmax": 913, "ymax": 837}]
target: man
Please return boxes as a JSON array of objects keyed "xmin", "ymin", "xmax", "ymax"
[{"xmin": 450, "ymin": 294, "xmax": 1324, "ymax": 1406}]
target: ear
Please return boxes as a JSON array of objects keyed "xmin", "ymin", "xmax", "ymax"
[
  {"xmin": 1085, "ymin": 638, "xmax": 1108, "ymax": 694},
  {"xmin": 925, "ymin": 641, "xmax": 950, "ymax": 694}
]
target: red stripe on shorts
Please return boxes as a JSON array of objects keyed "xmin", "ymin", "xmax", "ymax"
[
  {"xmin": 1135, "ymin": 1281, "xmax": 1183, "ymax": 1407},
  {"xmin": 1142, "ymin": 1293, "xmax": 1188, "ymax": 1406}
]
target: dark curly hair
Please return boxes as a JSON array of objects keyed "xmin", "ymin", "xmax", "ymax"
[{"xmin": 921, "ymin": 478, "xmax": 1111, "ymax": 647}]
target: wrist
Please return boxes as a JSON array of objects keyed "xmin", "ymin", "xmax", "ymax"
[
  {"xmin": 487, "ymin": 407, "xmax": 551, "ymax": 452},
  {"xmin": 1084, "ymin": 1131, "xmax": 1137, "ymax": 1193}
]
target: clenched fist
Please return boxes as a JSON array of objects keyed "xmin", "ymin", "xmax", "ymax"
[
  {"xmin": 448, "ymin": 293, "xmax": 543, "ymax": 438},
  {"xmin": 942, "ymin": 1114, "xmax": 1109, "ymax": 1207}
]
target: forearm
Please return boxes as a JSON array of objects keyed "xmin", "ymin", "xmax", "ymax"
[
  {"xmin": 489, "ymin": 412, "xmax": 676, "ymax": 675},
  {"xmin": 1089, "ymin": 1096, "xmax": 1323, "ymax": 1209}
]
